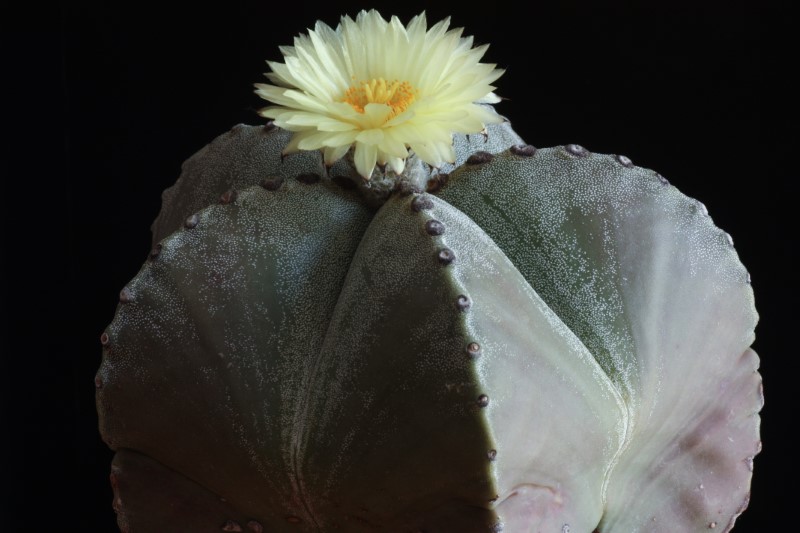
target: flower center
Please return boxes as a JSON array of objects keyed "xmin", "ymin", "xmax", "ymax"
[{"xmin": 342, "ymin": 78, "xmax": 417, "ymax": 118}]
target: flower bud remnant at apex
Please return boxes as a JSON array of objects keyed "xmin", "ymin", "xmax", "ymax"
[{"xmin": 255, "ymin": 10, "xmax": 504, "ymax": 179}]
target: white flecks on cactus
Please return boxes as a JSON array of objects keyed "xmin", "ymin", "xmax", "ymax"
[{"xmin": 98, "ymin": 125, "xmax": 760, "ymax": 531}]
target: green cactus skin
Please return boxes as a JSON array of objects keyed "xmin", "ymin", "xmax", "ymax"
[{"xmin": 96, "ymin": 122, "xmax": 761, "ymax": 532}]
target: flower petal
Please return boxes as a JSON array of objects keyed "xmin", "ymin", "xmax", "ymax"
[
  {"xmin": 356, "ymin": 128, "xmax": 385, "ymax": 145},
  {"xmin": 297, "ymin": 130, "xmax": 358, "ymax": 150},
  {"xmin": 386, "ymin": 157, "xmax": 405, "ymax": 175},
  {"xmin": 354, "ymin": 142, "xmax": 378, "ymax": 179},
  {"xmin": 323, "ymin": 144, "xmax": 351, "ymax": 166}
]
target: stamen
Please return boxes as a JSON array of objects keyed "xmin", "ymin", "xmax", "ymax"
[{"xmin": 342, "ymin": 78, "xmax": 418, "ymax": 120}]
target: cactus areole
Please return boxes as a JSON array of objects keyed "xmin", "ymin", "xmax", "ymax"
[{"xmin": 96, "ymin": 10, "xmax": 762, "ymax": 533}]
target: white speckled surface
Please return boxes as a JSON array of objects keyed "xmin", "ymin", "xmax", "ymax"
[{"xmin": 97, "ymin": 124, "xmax": 761, "ymax": 532}]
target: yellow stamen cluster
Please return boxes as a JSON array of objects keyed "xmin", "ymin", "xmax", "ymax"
[{"xmin": 342, "ymin": 78, "xmax": 417, "ymax": 119}]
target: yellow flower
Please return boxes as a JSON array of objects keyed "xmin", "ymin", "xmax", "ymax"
[{"xmin": 255, "ymin": 10, "xmax": 505, "ymax": 180}]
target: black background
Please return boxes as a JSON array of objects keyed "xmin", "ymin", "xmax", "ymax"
[{"xmin": 2, "ymin": 2, "xmax": 791, "ymax": 531}]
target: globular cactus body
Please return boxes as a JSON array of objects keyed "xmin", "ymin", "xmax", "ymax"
[{"xmin": 97, "ymin": 122, "xmax": 761, "ymax": 532}]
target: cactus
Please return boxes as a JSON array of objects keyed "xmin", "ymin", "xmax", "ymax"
[
  {"xmin": 96, "ymin": 10, "xmax": 761, "ymax": 533},
  {"xmin": 97, "ymin": 122, "xmax": 761, "ymax": 532}
]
